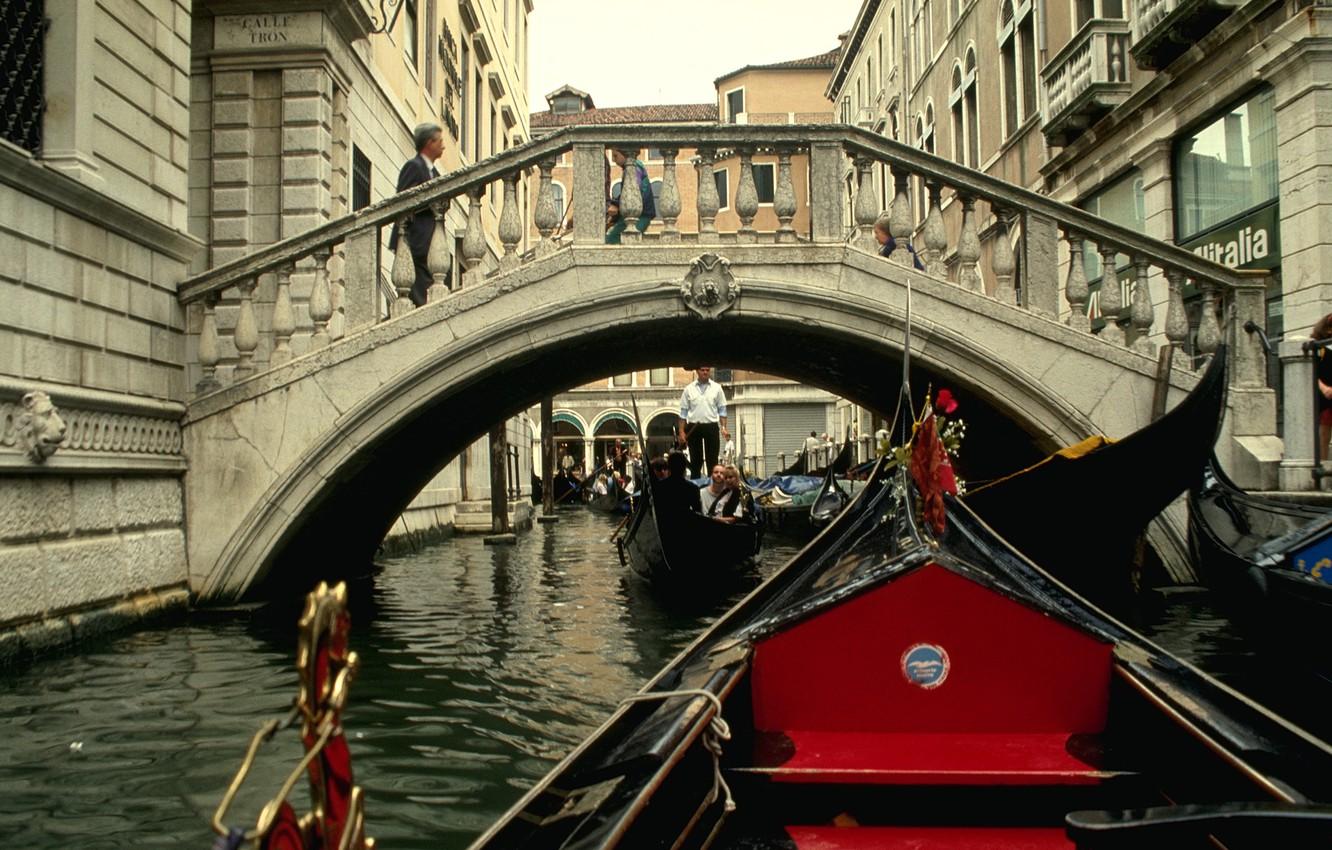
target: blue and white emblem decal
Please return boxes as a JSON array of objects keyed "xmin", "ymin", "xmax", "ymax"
[{"xmin": 901, "ymin": 643, "xmax": 950, "ymax": 689}]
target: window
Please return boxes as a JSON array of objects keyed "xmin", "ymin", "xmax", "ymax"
[
  {"xmin": 424, "ymin": 0, "xmax": 435, "ymax": 90},
  {"xmin": 649, "ymin": 368, "xmax": 670, "ymax": 386},
  {"xmin": 4, "ymin": 0, "xmax": 43, "ymax": 153},
  {"xmin": 551, "ymin": 181, "xmax": 566, "ymax": 223},
  {"xmin": 460, "ymin": 42, "xmax": 469, "ymax": 155},
  {"xmin": 650, "ymin": 179, "xmax": 663, "ymax": 212},
  {"xmin": 1174, "ymin": 87, "xmax": 1278, "ymax": 242},
  {"xmin": 474, "ymin": 69, "xmax": 483, "ymax": 161},
  {"xmin": 951, "ymin": 52, "xmax": 979, "ymax": 167},
  {"xmin": 999, "ymin": 0, "xmax": 1038, "ymax": 137},
  {"xmin": 726, "ymin": 88, "xmax": 745, "ymax": 123},
  {"xmin": 1079, "ymin": 170, "xmax": 1145, "ymax": 321},
  {"xmin": 911, "ymin": 0, "xmax": 933, "ymax": 85},
  {"xmin": 923, "ymin": 102, "xmax": 936, "ymax": 153},
  {"xmin": 612, "ymin": 374, "xmax": 633, "ymax": 387},
  {"xmin": 889, "ymin": 10, "xmax": 897, "ymax": 78},
  {"xmin": 752, "ymin": 163, "xmax": 775, "ymax": 204},
  {"xmin": 1076, "ymin": 0, "xmax": 1123, "ymax": 27},
  {"xmin": 403, "ymin": 0, "xmax": 419, "ymax": 67},
  {"xmin": 352, "ymin": 146, "xmax": 371, "ymax": 210},
  {"xmin": 867, "ymin": 57, "xmax": 875, "ymax": 98},
  {"xmin": 489, "ymin": 105, "xmax": 498, "ymax": 203},
  {"xmin": 714, "ymin": 168, "xmax": 730, "ymax": 210}
]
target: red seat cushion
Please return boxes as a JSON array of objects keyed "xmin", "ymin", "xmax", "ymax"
[
  {"xmin": 785, "ymin": 825, "xmax": 1075, "ymax": 849},
  {"xmin": 750, "ymin": 730, "xmax": 1110, "ymax": 786}
]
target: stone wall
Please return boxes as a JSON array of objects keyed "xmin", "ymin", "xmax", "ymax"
[{"xmin": 0, "ymin": 0, "xmax": 199, "ymax": 661}]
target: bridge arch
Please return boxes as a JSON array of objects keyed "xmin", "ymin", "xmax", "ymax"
[{"xmin": 184, "ymin": 247, "xmax": 1200, "ymax": 600}]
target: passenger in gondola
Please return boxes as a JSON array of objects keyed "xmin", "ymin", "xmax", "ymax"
[
  {"xmin": 874, "ymin": 212, "xmax": 924, "ymax": 271},
  {"xmin": 652, "ymin": 450, "xmax": 703, "ymax": 515},
  {"xmin": 700, "ymin": 464, "xmax": 744, "ymax": 523},
  {"xmin": 1314, "ymin": 313, "xmax": 1332, "ymax": 461}
]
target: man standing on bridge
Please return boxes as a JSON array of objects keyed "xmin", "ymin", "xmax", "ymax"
[
  {"xmin": 678, "ymin": 367, "xmax": 729, "ymax": 479},
  {"xmin": 388, "ymin": 123, "xmax": 448, "ymax": 307}
]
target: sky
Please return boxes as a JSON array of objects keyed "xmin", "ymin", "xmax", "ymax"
[{"xmin": 528, "ymin": 0, "xmax": 865, "ymax": 110}]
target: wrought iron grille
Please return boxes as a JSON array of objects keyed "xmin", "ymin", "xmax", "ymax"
[{"xmin": 1, "ymin": 0, "xmax": 47, "ymax": 154}]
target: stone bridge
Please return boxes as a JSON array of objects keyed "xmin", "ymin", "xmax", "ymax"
[{"xmin": 178, "ymin": 125, "xmax": 1275, "ymax": 601}]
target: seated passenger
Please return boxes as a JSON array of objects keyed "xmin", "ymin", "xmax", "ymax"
[{"xmin": 652, "ymin": 450, "xmax": 703, "ymax": 514}]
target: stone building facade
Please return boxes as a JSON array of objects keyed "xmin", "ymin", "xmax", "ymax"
[
  {"xmin": 829, "ymin": 0, "xmax": 1327, "ymax": 486},
  {"xmin": 0, "ymin": 0, "xmax": 534, "ymax": 660}
]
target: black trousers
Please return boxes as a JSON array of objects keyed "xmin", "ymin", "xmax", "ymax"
[{"xmin": 685, "ymin": 422, "xmax": 720, "ymax": 479}]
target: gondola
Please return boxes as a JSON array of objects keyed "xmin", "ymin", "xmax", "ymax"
[
  {"xmin": 808, "ymin": 455, "xmax": 851, "ymax": 530},
  {"xmin": 1188, "ymin": 453, "xmax": 1332, "ymax": 655},
  {"xmin": 962, "ymin": 345, "xmax": 1229, "ymax": 605},
  {"xmin": 615, "ymin": 473, "xmax": 762, "ymax": 585},
  {"xmin": 467, "ymin": 391, "xmax": 1332, "ymax": 849},
  {"xmin": 587, "ymin": 471, "xmax": 631, "ymax": 514}
]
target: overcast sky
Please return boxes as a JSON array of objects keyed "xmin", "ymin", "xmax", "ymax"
[{"xmin": 528, "ymin": 0, "xmax": 864, "ymax": 110}]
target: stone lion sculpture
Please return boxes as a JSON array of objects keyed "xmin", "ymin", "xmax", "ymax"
[{"xmin": 17, "ymin": 391, "xmax": 66, "ymax": 463}]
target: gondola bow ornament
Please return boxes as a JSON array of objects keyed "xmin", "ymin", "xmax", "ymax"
[{"xmin": 211, "ymin": 581, "xmax": 373, "ymax": 850}]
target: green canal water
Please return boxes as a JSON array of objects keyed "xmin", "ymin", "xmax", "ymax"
[{"xmin": 1, "ymin": 509, "xmax": 1327, "ymax": 848}]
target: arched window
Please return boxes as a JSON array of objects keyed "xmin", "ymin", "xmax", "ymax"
[
  {"xmin": 551, "ymin": 181, "xmax": 566, "ymax": 223},
  {"xmin": 949, "ymin": 62, "xmax": 965, "ymax": 165},
  {"xmin": 999, "ymin": 0, "xmax": 1038, "ymax": 137},
  {"xmin": 964, "ymin": 49, "xmax": 979, "ymax": 167},
  {"xmin": 911, "ymin": 0, "xmax": 933, "ymax": 85},
  {"xmin": 923, "ymin": 101, "xmax": 936, "ymax": 154}
]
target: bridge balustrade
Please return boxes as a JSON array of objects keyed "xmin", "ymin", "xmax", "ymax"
[{"xmin": 177, "ymin": 125, "xmax": 1268, "ymax": 397}]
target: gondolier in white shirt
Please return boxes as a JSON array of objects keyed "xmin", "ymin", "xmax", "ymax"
[{"xmin": 678, "ymin": 366, "xmax": 729, "ymax": 479}]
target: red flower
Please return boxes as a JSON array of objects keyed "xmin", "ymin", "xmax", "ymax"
[{"xmin": 935, "ymin": 388, "xmax": 958, "ymax": 415}]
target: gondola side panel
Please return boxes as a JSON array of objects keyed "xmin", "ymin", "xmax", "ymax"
[{"xmin": 750, "ymin": 564, "xmax": 1113, "ymax": 734}]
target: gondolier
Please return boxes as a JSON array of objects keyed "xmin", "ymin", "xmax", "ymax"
[{"xmin": 678, "ymin": 366, "xmax": 729, "ymax": 479}]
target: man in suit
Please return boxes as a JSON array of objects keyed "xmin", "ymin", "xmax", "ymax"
[{"xmin": 388, "ymin": 123, "xmax": 448, "ymax": 306}]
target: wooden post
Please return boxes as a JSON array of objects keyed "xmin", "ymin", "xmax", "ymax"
[
  {"xmin": 489, "ymin": 423, "xmax": 510, "ymax": 534},
  {"xmin": 541, "ymin": 397, "xmax": 556, "ymax": 516}
]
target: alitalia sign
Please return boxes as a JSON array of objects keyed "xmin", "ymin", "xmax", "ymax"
[{"xmin": 1180, "ymin": 203, "xmax": 1281, "ymax": 272}]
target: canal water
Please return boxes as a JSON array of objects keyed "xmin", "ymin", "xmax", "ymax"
[{"xmin": 0, "ymin": 509, "xmax": 1327, "ymax": 848}]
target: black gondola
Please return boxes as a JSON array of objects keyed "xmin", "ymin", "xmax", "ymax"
[
  {"xmin": 808, "ymin": 455, "xmax": 851, "ymax": 529},
  {"xmin": 467, "ymin": 365, "xmax": 1332, "ymax": 849},
  {"xmin": 587, "ymin": 471, "xmax": 630, "ymax": 514},
  {"xmin": 615, "ymin": 473, "xmax": 762, "ymax": 585},
  {"xmin": 1189, "ymin": 454, "xmax": 1332, "ymax": 657},
  {"xmin": 962, "ymin": 345, "xmax": 1229, "ymax": 605}
]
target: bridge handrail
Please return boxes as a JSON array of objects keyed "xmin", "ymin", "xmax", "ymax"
[
  {"xmin": 179, "ymin": 122, "xmax": 1267, "ymax": 396},
  {"xmin": 180, "ymin": 122, "xmax": 1249, "ymax": 303}
]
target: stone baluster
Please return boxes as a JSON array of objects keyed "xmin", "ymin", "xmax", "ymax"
[
  {"xmin": 500, "ymin": 173, "xmax": 522, "ymax": 272},
  {"xmin": 1097, "ymin": 243, "xmax": 1124, "ymax": 345},
  {"xmin": 271, "ymin": 262, "xmax": 296, "ymax": 366},
  {"xmin": 461, "ymin": 187, "xmax": 486, "ymax": 287},
  {"xmin": 736, "ymin": 147, "xmax": 758, "ymax": 243},
  {"xmin": 390, "ymin": 214, "xmax": 416, "ymax": 317},
  {"xmin": 921, "ymin": 182, "xmax": 947, "ymax": 278},
  {"xmin": 992, "ymin": 210, "xmax": 1016, "ymax": 305},
  {"xmin": 1164, "ymin": 270, "xmax": 1189, "ymax": 369},
  {"xmin": 957, "ymin": 196, "xmax": 982, "ymax": 291},
  {"xmin": 1064, "ymin": 232, "xmax": 1090, "ymax": 332},
  {"xmin": 428, "ymin": 198, "xmax": 452, "ymax": 301},
  {"xmin": 618, "ymin": 150, "xmax": 644, "ymax": 244},
  {"xmin": 329, "ymin": 257, "xmax": 346, "ymax": 341},
  {"xmin": 197, "ymin": 292, "xmax": 221, "ymax": 393},
  {"xmin": 1196, "ymin": 279, "xmax": 1221, "ymax": 358},
  {"xmin": 1130, "ymin": 257, "xmax": 1155, "ymax": 355},
  {"xmin": 852, "ymin": 154, "xmax": 878, "ymax": 251},
  {"xmin": 309, "ymin": 248, "xmax": 333, "ymax": 348},
  {"xmin": 234, "ymin": 277, "xmax": 259, "ymax": 378},
  {"xmin": 774, "ymin": 148, "xmax": 797, "ymax": 243},
  {"xmin": 533, "ymin": 158, "xmax": 559, "ymax": 257},
  {"xmin": 888, "ymin": 169, "xmax": 914, "ymax": 266},
  {"xmin": 658, "ymin": 148, "xmax": 681, "ymax": 242},
  {"xmin": 695, "ymin": 148, "xmax": 720, "ymax": 242}
]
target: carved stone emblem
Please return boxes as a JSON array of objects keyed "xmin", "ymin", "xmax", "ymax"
[
  {"xmin": 681, "ymin": 253, "xmax": 739, "ymax": 320},
  {"xmin": 17, "ymin": 391, "xmax": 66, "ymax": 463}
]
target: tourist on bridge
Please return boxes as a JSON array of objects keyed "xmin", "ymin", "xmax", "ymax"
[
  {"xmin": 605, "ymin": 148, "xmax": 655, "ymax": 244},
  {"xmin": 388, "ymin": 123, "xmax": 449, "ymax": 306},
  {"xmin": 803, "ymin": 431, "xmax": 821, "ymax": 470},
  {"xmin": 678, "ymin": 367, "xmax": 729, "ymax": 479},
  {"xmin": 874, "ymin": 212, "xmax": 924, "ymax": 271}
]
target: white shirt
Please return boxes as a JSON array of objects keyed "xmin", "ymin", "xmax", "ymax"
[
  {"xmin": 679, "ymin": 379, "xmax": 727, "ymax": 424},
  {"xmin": 803, "ymin": 436, "xmax": 821, "ymax": 454},
  {"xmin": 700, "ymin": 486, "xmax": 744, "ymax": 518}
]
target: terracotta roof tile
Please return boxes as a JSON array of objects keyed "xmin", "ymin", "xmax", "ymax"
[
  {"xmin": 714, "ymin": 48, "xmax": 842, "ymax": 84},
  {"xmin": 531, "ymin": 103, "xmax": 718, "ymax": 128}
]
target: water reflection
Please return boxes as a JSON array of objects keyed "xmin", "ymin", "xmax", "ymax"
[{"xmin": 2, "ymin": 511, "xmax": 1327, "ymax": 849}]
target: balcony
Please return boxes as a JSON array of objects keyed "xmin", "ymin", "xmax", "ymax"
[
  {"xmin": 1041, "ymin": 19, "xmax": 1132, "ymax": 147},
  {"xmin": 1130, "ymin": 0, "xmax": 1244, "ymax": 70}
]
